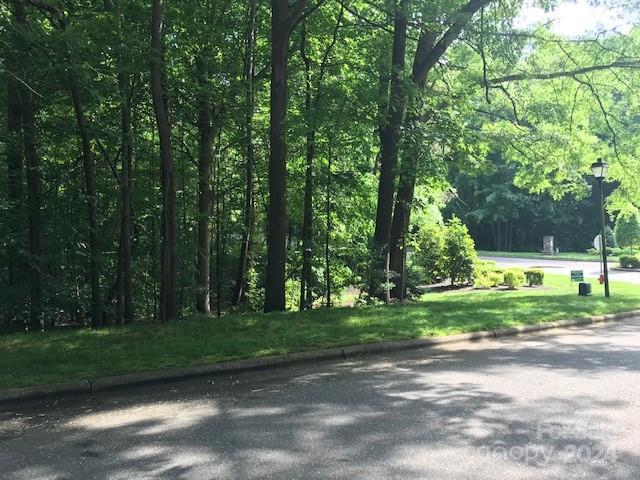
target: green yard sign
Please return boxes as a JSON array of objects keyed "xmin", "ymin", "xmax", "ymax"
[{"xmin": 571, "ymin": 270, "xmax": 584, "ymax": 282}]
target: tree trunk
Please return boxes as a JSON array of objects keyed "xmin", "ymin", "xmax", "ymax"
[
  {"xmin": 6, "ymin": 0, "xmax": 25, "ymax": 298},
  {"xmin": 70, "ymin": 79, "xmax": 102, "ymax": 327},
  {"xmin": 388, "ymin": 0, "xmax": 490, "ymax": 297},
  {"xmin": 107, "ymin": 0, "xmax": 135, "ymax": 324},
  {"xmin": 325, "ymin": 152, "xmax": 332, "ymax": 307},
  {"xmin": 369, "ymin": 0, "xmax": 408, "ymax": 301},
  {"xmin": 117, "ymin": 68, "xmax": 134, "ymax": 324},
  {"xmin": 388, "ymin": 156, "xmax": 416, "ymax": 299},
  {"xmin": 265, "ymin": 0, "xmax": 307, "ymax": 312},
  {"xmin": 195, "ymin": 58, "xmax": 213, "ymax": 315},
  {"xmin": 6, "ymin": 70, "xmax": 24, "ymax": 290},
  {"xmin": 233, "ymin": 0, "xmax": 257, "ymax": 308},
  {"xmin": 22, "ymin": 70, "xmax": 43, "ymax": 331},
  {"xmin": 151, "ymin": 0, "xmax": 178, "ymax": 322},
  {"xmin": 299, "ymin": 24, "xmax": 314, "ymax": 311}
]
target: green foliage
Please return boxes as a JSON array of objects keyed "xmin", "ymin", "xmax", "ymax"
[
  {"xmin": 619, "ymin": 255, "xmax": 640, "ymax": 269},
  {"xmin": 615, "ymin": 207, "xmax": 640, "ymax": 250},
  {"xmin": 503, "ymin": 268, "xmax": 526, "ymax": 290},
  {"xmin": 525, "ymin": 269, "xmax": 544, "ymax": 287},
  {"xmin": 443, "ymin": 217, "xmax": 477, "ymax": 286},
  {"xmin": 4, "ymin": 273, "xmax": 640, "ymax": 390},
  {"xmin": 411, "ymin": 220, "xmax": 446, "ymax": 285}
]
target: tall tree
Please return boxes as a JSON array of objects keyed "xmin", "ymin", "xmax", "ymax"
[
  {"xmin": 105, "ymin": 0, "xmax": 135, "ymax": 324},
  {"xmin": 298, "ymin": 8, "xmax": 342, "ymax": 310},
  {"xmin": 10, "ymin": 0, "xmax": 44, "ymax": 330},
  {"xmin": 233, "ymin": 0, "xmax": 258, "ymax": 308},
  {"xmin": 387, "ymin": 0, "xmax": 491, "ymax": 299},
  {"xmin": 265, "ymin": 0, "xmax": 313, "ymax": 312},
  {"xmin": 195, "ymin": 57, "xmax": 214, "ymax": 315},
  {"xmin": 151, "ymin": 0, "xmax": 179, "ymax": 321},
  {"xmin": 5, "ymin": 6, "xmax": 24, "ymax": 293},
  {"xmin": 369, "ymin": 0, "xmax": 408, "ymax": 302},
  {"xmin": 69, "ymin": 79, "xmax": 102, "ymax": 327}
]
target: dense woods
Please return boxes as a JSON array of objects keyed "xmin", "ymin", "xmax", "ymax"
[{"xmin": 2, "ymin": 0, "xmax": 640, "ymax": 331}]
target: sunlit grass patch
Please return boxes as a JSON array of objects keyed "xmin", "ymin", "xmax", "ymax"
[{"xmin": 1, "ymin": 274, "xmax": 639, "ymax": 389}]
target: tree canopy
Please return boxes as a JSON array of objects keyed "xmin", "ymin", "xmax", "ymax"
[{"xmin": 2, "ymin": 0, "xmax": 639, "ymax": 331}]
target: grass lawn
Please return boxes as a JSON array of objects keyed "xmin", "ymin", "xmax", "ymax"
[
  {"xmin": 2, "ymin": 274, "xmax": 639, "ymax": 390},
  {"xmin": 479, "ymin": 250, "xmax": 619, "ymax": 263}
]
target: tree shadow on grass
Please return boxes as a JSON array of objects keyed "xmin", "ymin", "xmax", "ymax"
[{"xmin": 3, "ymin": 322, "xmax": 640, "ymax": 479}]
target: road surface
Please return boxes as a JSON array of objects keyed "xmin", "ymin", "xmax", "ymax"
[
  {"xmin": 3, "ymin": 320, "xmax": 640, "ymax": 479},
  {"xmin": 483, "ymin": 256, "xmax": 640, "ymax": 284}
]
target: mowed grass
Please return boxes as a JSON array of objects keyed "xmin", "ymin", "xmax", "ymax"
[
  {"xmin": 479, "ymin": 250, "xmax": 618, "ymax": 263},
  {"xmin": 2, "ymin": 274, "xmax": 639, "ymax": 390}
]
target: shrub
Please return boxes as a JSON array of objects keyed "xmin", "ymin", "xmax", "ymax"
[
  {"xmin": 411, "ymin": 221, "xmax": 446, "ymax": 285},
  {"xmin": 503, "ymin": 268, "xmax": 525, "ymax": 289},
  {"xmin": 443, "ymin": 216, "xmax": 477, "ymax": 286},
  {"xmin": 615, "ymin": 207, "xmax": 640, "ymax": 252},
  {"xmin": 525, "ymin": 269, "xmax": 544, "ymax": 286},
  {"xmin": 620, "ymin": 255, "xmax": 640, "ymax": 269},
  {"xmin": 488, "ymin": 271, "xmax": 504, "ymax": 287},
  {"xmin": 472, "ymin": 261, "xmax": 502, "ymax": 289},
  {"xmin": 473, "ymin": 273, "xmax": 493, "ymax": 289}
]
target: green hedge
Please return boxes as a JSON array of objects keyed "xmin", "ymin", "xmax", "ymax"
[
  {"xmin": 620, "ymin": 255, "xmax": 640, "ymax": 269},
  {"xmin": 525, "ymin": 269, "xmax": 544, "ymax": 287}
]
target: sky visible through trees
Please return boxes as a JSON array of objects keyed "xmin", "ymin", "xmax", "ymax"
[{"xmin": 1, "ymin": 0, "xmax": 640, "ymax": 331}]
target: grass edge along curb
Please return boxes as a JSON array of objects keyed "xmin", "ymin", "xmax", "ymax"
[{"xmin": 2, "ymin": 309, "xmax": 639, "ymax": 405}]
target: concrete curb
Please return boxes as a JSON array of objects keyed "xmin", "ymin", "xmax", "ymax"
[{"xmin": 2, "ymin": 309, "xmax": 639, "ymax": 404}]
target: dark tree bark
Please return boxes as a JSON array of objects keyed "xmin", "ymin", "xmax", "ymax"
[
  {"xmin": 264, "ymin": 0, "xmax": 307, "ymax": 312},
  {"xmin": 105, "ymin": 0, "xmax": 134, "ymax": 324},
  {"xmin": 23, "ymin": 89, "xmax": 43, "ymax": 331},
  {"xmin": 10, "ymin": 0, "xmax": 43, "ymax": 331},
  {"xmin": 369, "ymin": 0, "xmax": 408, "ymax": 302},
  {"xmin": 298, "ymin": 9, "xmax": 341, "ymax": 310},
  {"xmin": 69, "ymin": 79, "xmax": 103, "ymax": 327},
  {"xmin": 389, "ymin": 0, "xmax": 491, "ymax": 299},
  {"xmin": 299, "ymin": 24, "xmax": 314, "ymax": 311},
  {"xmin": 151, "ymin": 0, "xmax": 178, "ymax": 322},
  {"xmin": 6, "ymin": 0, "xmax": 26, "ymax": 330},
  {"xmin": 117, "ymin": 66, "xmax": 134, "ymax": 324},
  {"xmin": 195, "ymin": 58, "xmax": 214, "ymax": 315},
  {"xmin": 6, "ymin": 68, "xmax": 24, "ymax": 290},
  {"xmin": 233, "ymin": 0, "xmax": 258, "ymax": 308},
  {"xmin": 325, "ymin": 151, "xmax": 332, "ymax": 307}
]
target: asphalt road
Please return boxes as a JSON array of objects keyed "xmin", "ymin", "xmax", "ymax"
[
  {"xmin": 483, "ymin": 256, "xmax": 640, "ymax": 284},
  {"xmin": 3, "ymin": 320, "xmax": 640, "ymax": 479}
]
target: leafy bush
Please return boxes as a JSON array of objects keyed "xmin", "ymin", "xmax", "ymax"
[
  {"xmin": 620, "ymin": 255, "xmax": 640, "ymax": 269},
  {"xmin": 473, "ymin": 273, "xmax": 493, "ymax": 289},
  {"xmin": 503, "ymin": 268, "xmax": 525, "ymax": 289},
  {"xmin": 488, "ymin": 271, "xmax": 504, "ymax": 286},
  {"xmin": 443, "ymin": 217, "xmax": 477, "ymax": 286},
  {"xmin": 472, "ymin": 261, "xmax": 503, "ymax": 289},
  {"xmin": 615, "ymin": 207, "xmax": 640, "ymax": 251},
  {"xmin": 525, "ymin": 269, "xmax": 544, "ymax": 286},
  {"xmin": 411, "ymin": 221, "xmax": 446, "ymax": 285}
]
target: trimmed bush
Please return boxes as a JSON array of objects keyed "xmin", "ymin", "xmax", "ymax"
[
  {"xmin": 488, "ymin": 271, "xmax": 504, "ymax": 287},
  {"xmin": 620, "ymin": 255, "xmax": 640, "ymax": 269},
  {"xmin": 503, "ymin": 268, "xmax": 526, "ymax": 289},
  {"xmin": 411, "ymin": 221, "xmax": 446, "ymax": 285},
  {"xmin": 472, "ymin": 260, "xmax": 504, "ymax": 289},
  {"xmin": 525, "ymin": 269, "xmax": 544, "ymax": 287},
  {"xmin": 473, "ymin": 273, "xmax": 493, "ymax": 289},
  {"xmin": 444, "ymin": 216, "xmax": 477, "ymax": 286}
]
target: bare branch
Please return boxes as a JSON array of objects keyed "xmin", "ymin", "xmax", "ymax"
[{"xmin": 491, "ymin": 60, "xmax": 640, "ymax": 84}]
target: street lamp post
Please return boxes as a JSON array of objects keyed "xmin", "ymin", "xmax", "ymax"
[{"xmin": 591, "ymin": 158, "xmax": 610, "ymax": 298}]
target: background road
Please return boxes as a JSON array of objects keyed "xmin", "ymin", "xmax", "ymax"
[
  {"xmin": 483, "ymin": 256, "xmax": 640, "ymax": 284},
  {"xmin": 2, "ymin": 320, "xmax": 640, "ymax": 479}
]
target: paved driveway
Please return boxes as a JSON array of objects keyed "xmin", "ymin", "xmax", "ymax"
[
  {"xmin": 2, "ymin": 320, "xmax": 640, "ymax": 479},
  {"xmin": 483, "ymin": 256, "xmax": 640, "ymax": 284}
]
